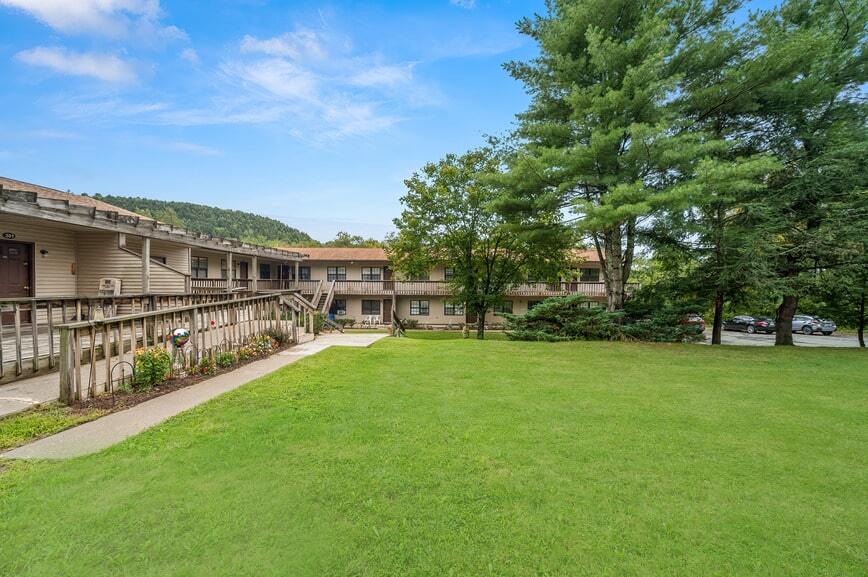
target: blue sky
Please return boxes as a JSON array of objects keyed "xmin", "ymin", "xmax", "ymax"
[
  {"xmin": 0, "ymin": 1, "xmax": 776, "ymax": 241},
  {"xmin": 0, "ymin": 0, "xmax": 544, "ymax": 240}
]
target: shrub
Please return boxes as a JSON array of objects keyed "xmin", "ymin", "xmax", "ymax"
[
  {"xmin": 504, "ymin": 294, "xmax": 699, "ymax": 343},
  {"xmin": 237, "ymin": 335, "xmax": 278, "ymax": 361},
  {"xmin": 133, "ymin": 347, "xmax": 172, "ymax": 389},
  {"xmin": 196, "ymin": 356, "xmax": 217, "ymax": 376},
  {"xmin": 249, "ymin": 334, "xmax": 278, "ymax": 355},
  {"xmin": 313, "ymin": 312, "xmax": 324, "ymax": 335},
  {"xmin": 263, "ymin": 328, "xmax": 287, "ymax": 346},
  {"xmin": 334, "ymin": 318, "xmax": 356, "ymax": 328},
  {"xmin": 215, "ymin": 351, "xmax": 237, "ymax": 368},
  {"xmin": 403, "ymin": 319, "xmax": 419, "ymax": 329}
]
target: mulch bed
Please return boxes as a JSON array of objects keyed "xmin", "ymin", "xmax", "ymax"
[{"xmin": 70, "ymin": 344, "xmax": 292, "ymax": 415}]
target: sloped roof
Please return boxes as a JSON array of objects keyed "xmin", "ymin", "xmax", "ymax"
[
  {"xmin": 279, "ymin": 247, "xmax": 389, "ymax": 262},
  {"xmin": 279, "ymin": 246, "xmax": 600, "ymax": 264},
  {"xmin": 571, "ymin": 249, "xmax": 599, "ymax": 263},
  {"xmin": 0, "ymin": 176, "xmax": 305, "ymax": 259},
  {"xmin": 0, "ymin": 176, "xmax": 147, "ymax": 219}
]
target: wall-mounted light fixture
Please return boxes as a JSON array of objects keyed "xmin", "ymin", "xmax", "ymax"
[{"xmin": 40, "ymin": 249, "xmax": 48, "ymax": 256}]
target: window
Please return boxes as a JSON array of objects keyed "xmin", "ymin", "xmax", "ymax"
[
  {"xmin": 444, "ymin": 301, "xmax": 465, "ymax": 315},
  {"xmin": 362, "ymin": 299, "xmax": 381, "ymax": 315},
  {"xmin": 299, "ymin": 266, "xmax": 311, "ymax": 280},
  {"xmin": 361, "ymin": 267, "xmax": 381, "ymax": 281},
  {"xmin": 494, "ymin": 301, "xmax": 513, "ymax": 315},
  {"xmin": 410, "ymin": 300, "xmax": 430, "ymax": 315},
  {"xmin": 220, "ymin": 259, "xmax": 228, "ymax": 279},
  {"xmin": 191, "ymin": 256, "xmax": 208, "ymax": 279},
  {"xmin": 327, "ymin": 266, "xmax": 346, "ymax": 281},
  {"xmin": 410, "ymin": 272, "xmax": 430, "ymax": 281},
  {"xmin": 444, "ymin": 267, "xmax": 454, "ymax": 281},
  {"xmin": 330, "ymin": 299, "xmax": 347, "ymax": 316},
  {"xmin": 528, "ymin": 300, "xmax": 542, "ymax": 310},
  {"xmin": 579, "ymin": 268, "xmax": 601, "ymax": 282},
  {"xmin": 260, "ymin": 263, "xmax": 272, "ymax": 279}
]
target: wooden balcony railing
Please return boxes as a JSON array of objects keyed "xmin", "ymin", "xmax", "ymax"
[
  {"xmin": 190, "ymin": 278, "xmax": 229, "ymax": 293},
  {"xmin": 256, "ymin": 279, "xmax": 296, "ymax": 292},
  {"xmin": 294, "ymin": 280, "xmax": 321, "ymax": 294},
  {"xmin": 325, "ymin": 280, "xmax": 636, "ymax": 298}
]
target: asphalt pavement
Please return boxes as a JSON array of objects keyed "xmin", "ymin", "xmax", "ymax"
[{"xmin": 701, "ymin": 330, "xmax": 862, "ymax": 347}]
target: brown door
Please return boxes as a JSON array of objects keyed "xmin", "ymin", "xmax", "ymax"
[
  {"xmin": 238, "ymin": 262, "xmax": 249, "ymax": 279},
  {"xmin": 383, "ymin": 298, "xmax": 392, "ymax": 324},
  {"xmin": 465, "ymin": 310, "xmax": 478, "ymax": 324},
  {"xmin": 0, "ymin": 242, "xmax": 33, "ymax": 323},
  {"xmin": 383, "ymin": 266, "xmax": 393, "ymax": 291}
]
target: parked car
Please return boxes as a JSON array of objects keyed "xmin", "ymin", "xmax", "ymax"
[
  {"xmin": 792, "ymin": 315, "xmax": 836, "ymax": 335},
  {"xmin": 680, "ymin": 314, "xmax": 706, "ymax": 334},
  {"xmin": 722, "ymin": 315, "xmax": 775, "ymax": 334},
  {"xmin": 816, "ymin": 318, "xmax": 837, "ymax": 335}
]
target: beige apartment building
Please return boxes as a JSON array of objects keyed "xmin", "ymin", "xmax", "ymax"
[
  {"xmin": 0, "ymin": 175, "xmax": 617, "ymax": 386},
  {"xmin": 0, "ymin": 176, "xmax": 308, "ymax": 385},
  {"xmin": 281, "ymin": 247, "xmax": 609, "ymax": 328}
]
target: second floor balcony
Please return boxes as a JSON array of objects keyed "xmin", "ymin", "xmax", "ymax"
[{"xmin": 316, "ymin": 280, "xmax": 635, "ymax": 298}]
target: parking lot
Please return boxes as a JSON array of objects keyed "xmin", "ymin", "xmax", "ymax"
[{"xmin": 701, "ymin": 331, "xmax": 862, "ymax": 347}]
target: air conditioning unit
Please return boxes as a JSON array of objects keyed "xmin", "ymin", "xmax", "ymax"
[{"xmin": 98, "ymin": 277, "xmax": 122, "ymax": 296}]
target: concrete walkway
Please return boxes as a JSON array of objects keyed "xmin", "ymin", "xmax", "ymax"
[
  {"xmin": 0, "ymin": 369, "xmax": 64, "ymax": 419},
  {"xmin": 3, "ymin": 332, "xmax": 387, "ymax": 460}
]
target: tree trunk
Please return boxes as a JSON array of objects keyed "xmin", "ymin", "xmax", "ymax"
[
  {"xmin": 602, "ymin": 227, "xmax": 625, "ymax": 312},
  {"xmin": 475, "ymin": 306, "xmax": 486, "ymax": 340},
  {"xmin": 711, "ymin": 290, "xmax": 724, "ymax": 345},
  {"xmin": 775, "ymin": 295, "xmax": 798, "ymax": 346},
  {"xmin": 858, "ymin": 290, "xmax": 865, "ymax": 348}
]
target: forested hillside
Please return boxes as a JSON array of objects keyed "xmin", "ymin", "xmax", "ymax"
[{"xmin": 92, "ymin": 195, "xmax": 315, "ymax": 246}]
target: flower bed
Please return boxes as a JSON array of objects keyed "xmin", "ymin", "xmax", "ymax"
[{"xmin": 73, "ymin": 330, "xmax": 289, "ymax": 413}]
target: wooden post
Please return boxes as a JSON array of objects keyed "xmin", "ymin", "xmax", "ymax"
[
  {"xmin": 13, "ymin": 304, "xmax": 22, "ymax": 376},
  {"xmin": 190, "ymin": 306, "xmax": 199, "ymax": 362},
  {"xmin": 186, "ymin": 247, "xmax": 193, "ymax": 293},
  {"xmin": 294, "ymin": 261, "xmax": 300, "ymax": 288},
  {"xmin": 47, "ymin": 301, "xmax": 55, "ymax": 369},
  {"xmin": 226, "ymin": 252, "xmax": 234, "ymax": 294},
  {"xmin": 141, "ymin": 237, "xmax": 151, "ymax": 294},
  {"xmin": 252, "ymin": 256, "xmax": 259, "ymax": 293},
  {"xmin": 59, "ymin": 326, "xmax": 73, "ymax": 404}
]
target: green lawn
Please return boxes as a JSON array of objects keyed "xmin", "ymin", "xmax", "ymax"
[
  {"xmin": 0, "ymin": 404, "xmax": 104, "ymax": 451},
  {"xmin": 1, "ymin": 339, "xmax": 866, "ymax": 576}
]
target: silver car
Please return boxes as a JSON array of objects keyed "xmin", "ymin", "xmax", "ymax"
[{"xmin": 792, "ymin": 315, "xmax": 836, "ymax": 335}]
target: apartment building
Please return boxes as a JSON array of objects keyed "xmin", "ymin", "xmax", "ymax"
[{"xmin": 281, "ymin": 247, "xmax": 609, "ymax": 327}]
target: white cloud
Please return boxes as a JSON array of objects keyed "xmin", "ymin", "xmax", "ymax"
[
  {"xmin": 0, "ymin": 0, "xmax": 185, "ymax": 42},
  {"xmin": 43, "ymin": 24, "xmax": 438, "ymax": 142},
  {"xmin": 222, "ymin": 58, "xmax": 317, "ymax": 100},
  {"xmin": 449, "ymin": 0, "xmax": 476, "ymax": 8},
  {"xmin": 165, "ymin": 141, "xmax": 221, "ymax": 156},
  {"xmin": 15, "ymin": 47, "xmax": 137, "ymax": 83},
  {"xmin": 240, "ymin": 29, "xmax": 324, "ymax": 60},
  {"xmin": 180, "ymin": 47, "xmax": 199, "ymax": 64},
  {"xmin": 24, "ymin": 129, "xmax": 80, "ymax": 140},
  {"xmin": 349, "ymin": 64, "xmax": 414, "ymax": 87}
]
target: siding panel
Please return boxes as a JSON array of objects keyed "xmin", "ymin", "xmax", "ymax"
[{"xmin": 0, "ymin": 215, "xmax": 77, "ymax": 296}]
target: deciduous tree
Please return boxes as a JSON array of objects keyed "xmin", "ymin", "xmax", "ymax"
[{"xmin": 389, "ymin": 148, "xmax": 571, "ymax": 339}]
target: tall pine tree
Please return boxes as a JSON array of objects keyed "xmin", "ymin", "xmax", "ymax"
[{"xmin": 500, "ymin": 0, "xmax": 741, "ymax": 311}]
